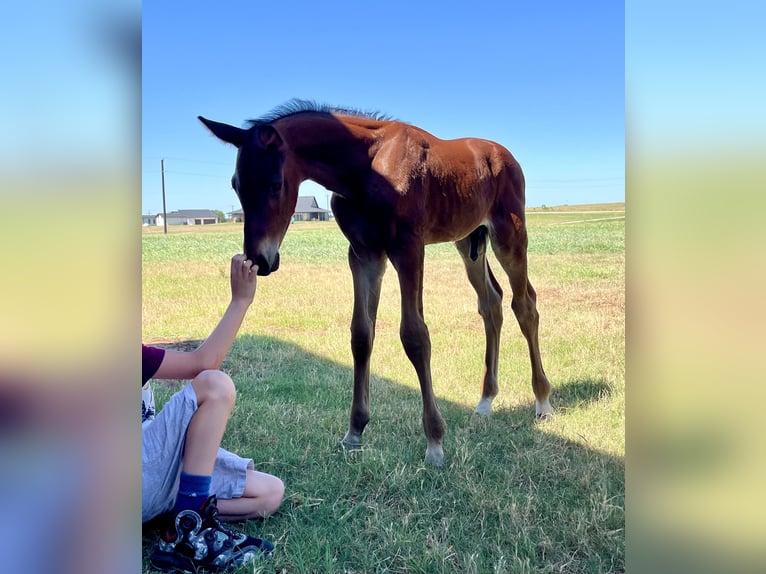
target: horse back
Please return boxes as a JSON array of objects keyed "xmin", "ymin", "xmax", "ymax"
[{"xmin": 367, "ymin": 123, "xmax": 524, "ymax": 243}]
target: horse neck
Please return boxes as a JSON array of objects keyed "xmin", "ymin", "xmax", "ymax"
[{"xmin": 276, "ymin": 114, "xmax": 380, "ymax": 197}]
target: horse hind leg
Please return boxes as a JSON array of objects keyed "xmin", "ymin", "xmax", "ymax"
[
  {"xmin": 456, "ymin": 228, "xmax": 504, "ymax": 416},
  {"xmin": 488, "ymin": 220, "xmax": 553, "ymax": 419}
]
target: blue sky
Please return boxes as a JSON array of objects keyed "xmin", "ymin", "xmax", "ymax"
[{"xmin": 142, "ymin": 1, "xmax": 624, "ymax": 215}]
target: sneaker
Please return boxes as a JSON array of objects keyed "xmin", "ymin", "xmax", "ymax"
[{"xmin": 150, "ymin": 495, "xmax": 273, "ymax": 573}]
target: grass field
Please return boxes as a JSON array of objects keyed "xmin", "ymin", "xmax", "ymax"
[{"xmin": 142, "ymin": 203, "xmax": 625, "ymax": 573}]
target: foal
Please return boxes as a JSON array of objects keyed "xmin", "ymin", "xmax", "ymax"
[{"xmin": 199, "ymin": 100, "xmax": 552, "ymax": 466}]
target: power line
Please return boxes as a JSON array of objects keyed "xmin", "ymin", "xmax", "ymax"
[
  {"xmin": 146, "ymin": 169, "xmax": 229, "ymax": 179},
  {"xmin": 142, "ymin": 155, "xmax": 232, "ymax": 166},
  {"xmin": 529, "ymin": 176, "xmax": 623, "ymax": 183},
  {"xmin": 527, "ymin": 183, "xmax": 623, "ymax": 190}
]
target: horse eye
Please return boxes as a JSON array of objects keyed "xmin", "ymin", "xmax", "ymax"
[{"xmin": 270, "ymin": 181, "xmax": 282, "ymax": 193}]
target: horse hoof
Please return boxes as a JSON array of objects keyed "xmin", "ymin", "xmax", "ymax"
[
  {"xmin": 424, "ymin": 445, "xmax": 444, "ymax": 467},
  {"xmin": 341, "ymin": 431, "xmax": 363, "ymax": 451},
  {"xmin": 474, "ymin": 397, "xmax": 494, "ymax": 416},
  {"xmin": 535, "ymin": 399, "xmax": 553, "ymax": 420}
]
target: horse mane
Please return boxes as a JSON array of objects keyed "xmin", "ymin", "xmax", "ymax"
[{"xmin": 246, "ymin": 98, "xmax": 393, "ymax": 127}]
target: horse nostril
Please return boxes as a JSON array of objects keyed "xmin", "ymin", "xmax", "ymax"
[{"xmin": 254, "ymin": 255, "xmax": 272, "ymax": 276}]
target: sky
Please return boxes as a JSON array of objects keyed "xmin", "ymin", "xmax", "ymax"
[{"xmin": 142, "ymin": 1, "xmax": 624, "ymax": 216}]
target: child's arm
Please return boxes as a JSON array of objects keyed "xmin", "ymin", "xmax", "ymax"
[{"xmin": 152, "ymin": 254, "xmax": 258, "ymax": 380}]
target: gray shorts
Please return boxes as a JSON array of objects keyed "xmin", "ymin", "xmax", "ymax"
[{"xmin": 142, "ymin": 383, "xmax": 253, "ymax": 522}]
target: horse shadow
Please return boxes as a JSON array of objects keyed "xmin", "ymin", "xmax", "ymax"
[{"xmin": 143, "ymin": 335, "xmax": 624, "ymax": 572}]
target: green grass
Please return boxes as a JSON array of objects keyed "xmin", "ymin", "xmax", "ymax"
[{"xmin": 142, "ymin": 205, "xmax": 624, "ymax": 573}]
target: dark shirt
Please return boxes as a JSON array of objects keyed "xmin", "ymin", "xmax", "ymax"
[
  {"xmin": 142, "ymin": 344, "xmax": 165, "ymax": 385},
  {"xmin": 142, "ymin": 345, "xmax": 165, "ymax": 424}
]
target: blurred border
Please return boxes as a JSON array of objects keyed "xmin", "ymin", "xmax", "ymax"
[
  {"xmin": 627, "ymin": 1, "xmax": 765, "ymax": 572},
  {"xmin": 0, "ymin": 2, "xmax": 141, "ymax": 573}
]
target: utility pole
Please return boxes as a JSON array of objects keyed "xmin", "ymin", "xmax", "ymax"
[{"xmin": 161, "ymin": 158, "xmax": 168, "ymax": 235}]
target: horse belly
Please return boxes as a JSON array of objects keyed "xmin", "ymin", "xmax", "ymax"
[{"xmin": 423, "ymin": 188, "xmax": 491, "ymax": 244}]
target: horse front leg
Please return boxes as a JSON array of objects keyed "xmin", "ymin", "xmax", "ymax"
[
  {"xmin": 341, "ymin": 246, "xmax": 387, "ymax": 450},
  {"xmin": 390, "ymin": 241, "xmax": 446, "ymax": 467}
]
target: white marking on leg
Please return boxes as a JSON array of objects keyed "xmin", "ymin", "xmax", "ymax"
[
  {"xmin": 536, "ymin": 398, "xmax": 553, "ymax": 419},
  {"xmin": 474, "ymin": 396, "xmax": 494, "ymax": 416},
  {"xmin": 424, "ymin": 443, "xmax": 444, "ymax": 467}
]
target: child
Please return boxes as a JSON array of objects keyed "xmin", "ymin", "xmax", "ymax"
[{"xmin": 143, "ymin": 254, "xmax": 284, "ymax": 572}]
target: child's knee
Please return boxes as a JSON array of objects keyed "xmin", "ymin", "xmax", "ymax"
[
  {"xmin": 269, "ymin": 476, "xmax": 285, "ymax": 513},
  {"xmin": 193, "ymin": 370, "xmax": 236, "ymax": 406},
  {"xmin": 273, "ymin": 476, "xmax": 286, "ymax": 503},
  {"xmin": 265, "ymin": 476, "xmax": 285, "ymax": 515}
]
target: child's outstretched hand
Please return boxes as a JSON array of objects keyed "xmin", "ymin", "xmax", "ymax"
[{"xmin": 230, "ymin": 254, "xmax": 258, "ymax": 305}]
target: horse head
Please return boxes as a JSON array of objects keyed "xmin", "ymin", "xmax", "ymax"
[{"xmin": 198, "ymin": 116, "xmax": 298, "ymax": 276}]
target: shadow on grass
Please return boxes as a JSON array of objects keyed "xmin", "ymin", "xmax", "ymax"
[{"xmin": 143, "ymin": 335, "xmax": 625, "ymax": 573}]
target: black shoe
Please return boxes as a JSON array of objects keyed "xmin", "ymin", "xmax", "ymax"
[{"xmin": 150, "ymin": 495, "xmax": 273, "ymax": 573}]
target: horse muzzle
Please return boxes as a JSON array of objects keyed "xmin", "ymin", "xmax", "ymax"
[{"xmin": 252, "ymin": 252, "xmax": 280, "ymax": 276}]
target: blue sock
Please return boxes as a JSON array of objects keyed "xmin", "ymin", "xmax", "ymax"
[{"xmin": 173, "ymin": 472, "xmax": 212, "ymax": 514}]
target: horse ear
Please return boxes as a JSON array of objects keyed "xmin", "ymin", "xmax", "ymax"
[
  {"xmin": 256, "ymin": 125, "xmax": 283, "ymax": 150},
  {"xmin": 198, "ymin": 116, "xmax": 247, "ymax": 147}
]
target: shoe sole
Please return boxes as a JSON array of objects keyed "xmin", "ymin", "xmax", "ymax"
[
  {"xmin": 151, "ymin": 550, "xmax": 232, "ymax": 573},
  {"xmin": 150, "ymin": 549, "xmax": 268, "ymax": 573},
  {"xmin": 149, "ymin": 551, "xmax": 199, "ymax": 573}
]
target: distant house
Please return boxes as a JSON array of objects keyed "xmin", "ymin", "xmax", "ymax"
[
  {"xmin": 228, "ymin": 196, "xmax": 331, "ymax": 223},
  {"xmin": 165, "ymin": 209, "xmax": 219, "ymax": 225},
  {"xmin": 293, "ymin": 196, "xmax": 331, "ymax": 222},
  {"xmin": 142, "ymin": 210, "xmax": 218, "ymax": 226}
]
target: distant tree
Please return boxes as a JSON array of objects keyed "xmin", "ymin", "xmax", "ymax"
[{"xmin": 212, "ymin": 209, "xmax": 226, "ymax": 223}]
